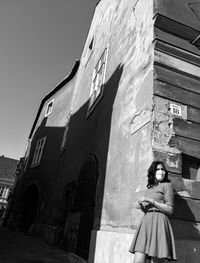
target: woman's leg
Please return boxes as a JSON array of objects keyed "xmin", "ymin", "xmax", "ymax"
[
  {"xmin": 134, "ymin": 252, "xmax": 147, "ymax": 263},
  {"xmin": 151, "ymin": 257, "xmax": 164, "ymax": 263}
]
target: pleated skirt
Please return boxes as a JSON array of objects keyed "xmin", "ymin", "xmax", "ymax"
[{"xmin": 129, "ymin": 212, "xmax": 177, "ymax": 261}]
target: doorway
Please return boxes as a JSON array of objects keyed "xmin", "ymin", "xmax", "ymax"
[
  {"xmin": 74, "ymin": 154, "xmax": 98, "ymax": 259},
  {"xmin": 20, "ymin": 184, "xmax": 39, "ymax": 232}
]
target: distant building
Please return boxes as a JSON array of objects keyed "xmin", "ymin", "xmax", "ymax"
[
  {"xmin": 7, "ymin": 0, "xmax": 200, "ymax": 262},
  {"xmin": 0, "ymin": 155, "xmax": 18, "ymax": 210}
]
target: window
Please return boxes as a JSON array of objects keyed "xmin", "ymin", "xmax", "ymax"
[
  {"xmin": 45, "ymin": 100, "xmax": 54, "ymax": 117},
  {"xmin": 89, "ymin": 38, "xmax": 94, "ymax": 50},
  {"xmin": 0, "ymin": 187, "xmax": 4, "ymax": 198},
  {"xmin": 88, "ymin": 46, "xmax": 108, "ymax": 113},
  {"xmin": 60, "ymin": 113, "xmax": 71, "ymax": 152},
  {"xmin": 31, "ymin": 137, "xmax": 46, "ymax": 167}
]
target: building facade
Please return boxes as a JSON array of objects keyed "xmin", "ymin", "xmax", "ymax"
[
  {"xmin": 9, "ymin": 0, "xmax": 200, "ymax": 262},
  {"xmin": 8, "ymin": 61, "xmax": 79, "ymax": 234},
  {"xmin": 0, "ymin": 155, "xmax": 18, "ymax": 216}
]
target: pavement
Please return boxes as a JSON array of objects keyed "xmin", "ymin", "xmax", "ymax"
[{"xmin": 0, "ymin": 227, "xmax": 86, "ymax": 263}]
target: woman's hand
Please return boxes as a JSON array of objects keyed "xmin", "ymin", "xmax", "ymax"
[
  {"xmin": 135, "ymin": 197, "xmax": 154, "ymax": 213},
  {"xmin": 137, "ymin": 197, "xmax": 173, "ymax": 215},
  {"xmin": 135, "ymin": 199, "xmax": 146, "ymax": 213},
  {"xmin": 138, "ymin": 196, "xmax": 154, "ymax": 205}
]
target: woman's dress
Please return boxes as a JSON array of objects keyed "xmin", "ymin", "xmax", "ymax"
[{"xmin": 129, "ymin": 182, "xmax": 177, "ymax": 261}]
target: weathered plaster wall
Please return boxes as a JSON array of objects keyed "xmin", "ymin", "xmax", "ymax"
[
  {"xmin": 97, "ymin": 0, "xmax": 154, "ymax": 230},
  {"xmin": 153, "ymin": 1, "xmax": 200, "ymax": 261},
  {"xmin": 63, "ymin": 0, "xmax": 155, "ymax": 233},
  {"xmin": 153, "ymin": 62, "xmax": 200, "ymax": 263},
  {"xmin": 46, "ymin": 0, "xmax": 156, "ymax": 259},
  {"xmin": 88, "ymin": 0, "xmax": 200, "ymax": 261}
]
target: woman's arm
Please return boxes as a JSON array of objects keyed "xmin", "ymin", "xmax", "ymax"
[{"xmin": 141, "ymin": 197, "xmax": 173, "ymax": 215}]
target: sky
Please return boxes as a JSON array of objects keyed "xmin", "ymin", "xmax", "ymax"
[{"xmin": 0, "ymin": 0, "xmax": 99, "ymax": 160}]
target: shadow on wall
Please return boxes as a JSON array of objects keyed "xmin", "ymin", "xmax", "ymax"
[
  {"xmin": 54, "ymin": 64, "xmax": 124, "ymax": 259},
  {"xmin": 171, "ymin": 192, "xmax": 200, "ymax": 262},
  {"xmin": 8, "ymin": 117, "xmax": 66, "ymax": 232},
  {"xmin": 6, "ymin": 64, "xmax": 124, "ymax": 260}
]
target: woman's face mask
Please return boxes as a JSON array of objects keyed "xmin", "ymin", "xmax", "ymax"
[{"xmin": 155, "ymin": 164, "xmax": 166, "ymax": 182}]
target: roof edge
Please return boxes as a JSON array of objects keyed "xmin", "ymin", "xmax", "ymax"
[
  {"xmin": 28, "ymin": 60, "xmax": 80, "ymax": 139},
  {"xmin": 95, "ymin": 0, "xmax": 101, "ymax": 7},
  {"xmin": 42, "ymin": 60, "xmax": 80, "ymax": 103}
]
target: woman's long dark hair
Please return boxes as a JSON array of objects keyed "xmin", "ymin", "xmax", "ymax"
[{"xmin": 147, "ymin": 161, "xmax": 170, "ymax": 188}]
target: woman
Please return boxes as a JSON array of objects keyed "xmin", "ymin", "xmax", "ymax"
[{"xmin": 129, "ymin": 161, "xmax": 177, "ymax": 263}]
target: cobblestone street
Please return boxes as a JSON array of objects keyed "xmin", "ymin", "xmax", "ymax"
[{"xmin": 0, "ymin": 227, "xmax": 84, "ymax": 263}]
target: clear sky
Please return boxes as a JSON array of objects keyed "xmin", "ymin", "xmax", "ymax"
[{"xmin": 0, "ymin": 0, "xmax": 99, "ymax": 160}]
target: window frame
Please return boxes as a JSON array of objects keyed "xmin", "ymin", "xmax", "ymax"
[
  {"xmin": 45, "ymin": 99, "xmax": 54, "ymax": 117},
  {"xmin": 31, "ymin": 136, "xmax": 46, "ymax": 168},
  {"xmin": 0, "ymin": 187, "xmax": 4, "ymax": 198},
  {"xmin": 87, "ymin": 45, "xmax": 109, "ymax": 116}
]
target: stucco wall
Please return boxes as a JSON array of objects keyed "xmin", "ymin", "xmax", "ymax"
[
  {"xmin": 55, "ymin": 0, "xmax": 154, "ymax": 234},
  {"xmin": 12, "ymin": 0, "xmax": 200, "ymax": 261}
]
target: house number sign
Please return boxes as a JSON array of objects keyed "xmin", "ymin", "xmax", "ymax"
[{"xmin": 170, "ymin": 103, "xmax": 182, "ymax": 117}]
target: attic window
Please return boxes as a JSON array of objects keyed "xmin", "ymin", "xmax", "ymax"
[
  {"xmin": 45, "ymin": 100, "xmax": 54, "ymax": 117},
  {"xmin": 89, "ymin": 38, "xmax": 94, "ymax": 50},
  {"xmin": 182, "ymin": 154, "xmax": 200, "ymax": 180},
  {"xmin": 84, "ymin": 37, "xmax": 94, "ymax": 66}
]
